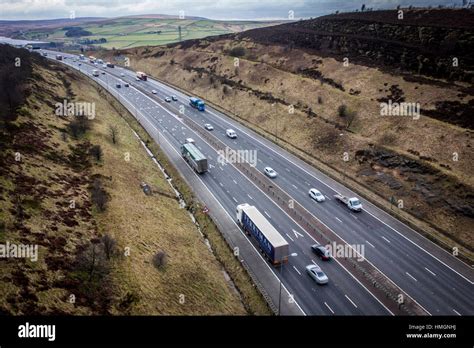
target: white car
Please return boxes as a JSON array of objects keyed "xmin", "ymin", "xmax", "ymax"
[
  {"xmin": 152, "ymin": 90, "xmax": 157, "ymax": 94},
  {"xmin": 226, "ymin": 129, "xmax": 237, "ymax": 139},
  {"xmin": 185, "ymin": 138, "xmax": 195, "ymax": 144},
  {"xmin": 120, "ymin": 73, "xmax": 125, "ymax": 77},
  {"xmin": 165, "ymin": 97, "xmax": 171, "ymax": 102},
  {"xmin": 309, "ymin": 188, "xmax": 325, "ymax": 202},
  {"xmin": 204, "ymin": 124, "xmax": 214, "ymax": 131},
  {"xmin": 264, "ymin": 167, "xmax": 277, "ymax": 178},
  {"xmin": 172, "ymin": 96, "xmax": 178, "ymax": 101},
  {"xmin": 306, "ymin": 264, "xmax": 328, "ymax": 285}
]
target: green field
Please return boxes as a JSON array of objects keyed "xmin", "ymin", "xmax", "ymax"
[{"xmin": 23, "ymin": 17, "xmax": 284, "ymax": 49}]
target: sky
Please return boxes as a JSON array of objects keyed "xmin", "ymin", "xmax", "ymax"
[{"xmin": 0, "ymin": 0, "xmax": 461, "ymax": 20}]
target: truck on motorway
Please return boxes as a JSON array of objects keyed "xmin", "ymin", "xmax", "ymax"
[
  {"xmin": 136, "ymin": 71, "xmax": 147, "ymax": 81},
  {"xmin": 79, "ymin": 54, "xmax": 85, "ymax": 60},
  {"xmin": 106, "ymin": 62, "xmax": 115, "ymax": 68},
  {"xmin": 55, "ymin": 54, "xmax": 63, "ymax": 61},
  {"xmin": 89, "ymin": 56, "xmax": 96, "ymax": 63},
  {"xmin": 236, "ymin": 203, "xmax": 290, "ymax": 265},
  {"xmin": 92, "ymin": 69, "xmax": 100, "ymax": 77},
  {"xmin": 334, "ymin": 194, "xmax": 362, "ymax": 212},
  {"xmin": 181, "ymin": 143, "xmax": 208, "ymax": 174},
  {"xmin": 189, "ymin": 97, "xmax": 205, "ymax": 111}
]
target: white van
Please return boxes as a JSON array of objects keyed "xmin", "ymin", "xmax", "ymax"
[{"xmin": 226, "ymin": 129, "xmax": 237, "ymax": 139}]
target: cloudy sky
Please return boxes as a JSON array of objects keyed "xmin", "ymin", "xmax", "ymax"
[{"xmin": 0, "ymin": 0, "xmax": 459, "ymax": 20}]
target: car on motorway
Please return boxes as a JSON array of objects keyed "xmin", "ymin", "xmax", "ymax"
[
  {"xmin": 101, "ymin": 71, "xmax": 105, "ymax": 75},
  {"xmin": 135, "ymin": 77, "xmax": 140, "ymax": 81},
  {"xmin": 124, "ymin": 83, "xmax": 129, "ymax": 87},
  {"xmin": 309, "ymin": 188, "xmax": 325, "ymax": 202},
  {"xmin": 120, "ymin": 73, "xmax": 125, "ymax": 77},
  {"xmin": 311, "ymin": 244, "xmax": 331, "ymax": 260},
  {"xmin": 102, "ymin": 64, "xmax": 107, "ymax": 68},
  {"xmin": 165, "ymin": 97, "xmax": 172, "ymax": 102},
  {"xmin": 152, "ymin": 90, "xmax": 157, "ymax": 94},
  {"xmin": 185, "ymin": 138, "xmax": 195, "ymax": 144},
  {"xmin": 264, "ymin": 167, "xmax": 278, "ymax": 178},
  {"xmin": 306, "ymin": 264, "xmax": 329, "ymax": 284},
  {"xmin": 116, "ymin": 83, "xmax": 121, "ymax": 88},
  {"xmin": 78, "ymin": 63, "xmax": 82, "ymax": 66},
  {"xmin": 226, "ymin": 129, "xmax": 237, "ymax": 139},
  {"xmin": 172, "ymin": 96, "xmax": 178, "ymax": 101},
  {"xmin": 204, "ymin": 124, "xmax": 214, "ymax": 131}
]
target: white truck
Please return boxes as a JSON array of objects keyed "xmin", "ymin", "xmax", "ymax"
[
  {"xmin": 236, "ymin": 204, "xmax": 289, "ymax": 265},
  {"xmin": 92, "ymin": 69, "xmax": 100, "ymax": 77},
  {"xmin": 334, "ymin": 194, "xmax": 362, "ymax": 212}
]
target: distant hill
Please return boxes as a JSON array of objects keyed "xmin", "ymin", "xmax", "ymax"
[{"xmin": 0, "ymin": 15, "xmax": 286, "ymax": 49}]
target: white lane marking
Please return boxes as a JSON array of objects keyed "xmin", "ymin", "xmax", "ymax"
[
  {"xmin": 233, "ymin": 179, "xmax": 237, "ymax": 184},
  {"xmin": 286, "ymin": 168, "xmax": 290, "ymax": 172},
  {"xmin": 285, "ymin": 233, "xmax": 295, "ymax": 242},
  {"xmin": 311, "ymin": 259, "xmax": 318, "ymax": 266},
  {"xmin": 247, "ymin": 194, "xmax": 253, "ymax": 200},
  {"xmin": 219, "ymin": 182, "xmax": 223, "ymax": 187},
  {"xmin": 345, "ymin": 294, "xmax": 358, "ymax": 308},
  {"xmin": 366, "ymin": 240, "xmax": 375, "ymax": 248},
  {"xmin": 406, "ymin": 272, "xmax": 418, "ymax": 282},
  {"xmin": 292, "ymin": 184, "xmax": 298, "ymax": 190},
  {"xmin": 293, "ymin": 266, "xmax": 301, "ymax": 275},
  {"xmin": 350, "ymin": 214, "xmax": 358, "ymax": 220},
  {"xmin": 425, "ymin": 267, "xmax": 437, "ymax": 276},
  {"xmin": 293, "ymin": 229, "xmax": 304, "ymax": 239},
  {"xmin": 264, "ymin": 211, "xmax": 271, "ymax": 219},
  {"xmin": 324, "ymin": 302, "xmax": 335, "ymax": 314},
  {"xmin": 335, "ymin": 217, "xmax": 342, "ymax": 223},
  {"xmin": 325, "ymin": 195, "xmax": 331, "ymax": 201},
  {"xmin": 453, "ymin": 309, "xmax": 461, "ymax": 316},
  {"xmin": 381, "ymin": 236, "xmax": 391, "ymax": 244},
  {"xmin": 232, "ymin": 197, "xmax": 238, "ymax": 203}
]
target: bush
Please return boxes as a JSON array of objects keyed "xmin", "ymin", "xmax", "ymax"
[
  {"xmin": 229, "ymin": 46, "xmax": 246, "ymax": 57},
  {"xmin": 152, "ymin": 251, "xmax": 167, "ymax": 269},
  {"xmin": 338, "ymin": 104, "xmax": 348, "ymax": 117},
  {"xmin": 68, "ymin": 117, "xmax": 90, "ymax": 138}
]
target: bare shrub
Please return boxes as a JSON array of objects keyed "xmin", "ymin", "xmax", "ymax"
[
  {"xmin": 152, "ymin": 251, "xmax": 167, "ymax": 269},
  {"xmin": 89, "ymin": 145, "xmax": 103, "ymax": 162},
  {"xmin": 101, "ymin": 234, "xmax": 118, "ymax": 260}
]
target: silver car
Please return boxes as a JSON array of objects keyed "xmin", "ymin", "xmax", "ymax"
[
  {"xmin": 264, "ymin": 167, "xmax": 277, "ymax": 178},
  {"xmin": 309, "ymin": 188, "xmax": 325, "ymax": 202},
  {"xmin": 306, "ymin": 264, "xmax": 329, "ymax": 284}
]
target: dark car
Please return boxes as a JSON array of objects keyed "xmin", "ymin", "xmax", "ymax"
[
  {"xmin": 116, "ymin": 83, "xmax": 121, "ymax": 88},
  {"xmin": 124, "ymin": 83, "xmax": 129, "ymax": 87},
  {"xmin": 311, "ymin": 244, "xmax": 331, "ymax": 260}
]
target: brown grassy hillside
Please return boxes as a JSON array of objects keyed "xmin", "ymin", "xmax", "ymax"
[{"xmin": 0, "ymin": 47, "xmax": 262, "ymax": 315}]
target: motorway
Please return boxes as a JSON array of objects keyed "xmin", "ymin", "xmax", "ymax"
[{"xmin": 45, "ymin": 50, "xmax": 474, "ymax": 316}]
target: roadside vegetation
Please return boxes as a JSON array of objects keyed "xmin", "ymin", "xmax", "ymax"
[{"xmin": 0, "ymin": 46, "xmax": 265, "ymax": 315}]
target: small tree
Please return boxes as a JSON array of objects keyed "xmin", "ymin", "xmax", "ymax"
[
  {"xmin": 91, "ymin": 179, "xmax": 108, "ymax": 212},
  {"xmin": 109, "ymin": 125, "xmax": 118, "ymax": 145},
  {"xmin": 361, "ymin": 4, "xmax": 366, "ymax": 11},
  {"xmin": 318, "ymin": 96, "xmax": 323, "ymax": 104},
  {"xmin": 89, "ymin": 145, "xmax": 103, "ymax": 162},
  {"xmin": 101, "ymin": 234, "xmax": 117, "ymax": 260}
]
